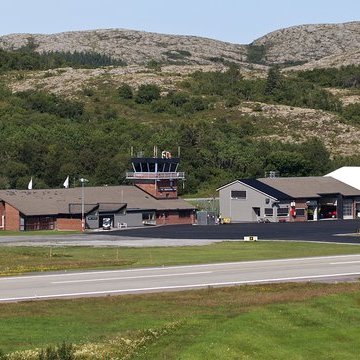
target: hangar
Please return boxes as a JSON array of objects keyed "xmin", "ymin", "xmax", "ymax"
[{"xmin": 217, "ymin": 176, "xmax": 360, "ymax": 223}]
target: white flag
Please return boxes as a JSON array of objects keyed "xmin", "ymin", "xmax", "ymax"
[
  {"xmin": 63, "ymin": 175, "xmax": 70, "ymax": 189},
  {"xmin": 28, "ymin": 177, "xmax": 33, "ymax": 190}
]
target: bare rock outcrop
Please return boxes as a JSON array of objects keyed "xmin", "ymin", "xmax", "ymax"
[
  {"xmin": 1, "ymin": 22, "xmax": 359, "ymax": 68},
  {"xmin": 0, "ymin": 29, "xmax": 248, "ymax": 66},
  {"xmin": 251, "ymin": 21, "xmax": 360, "ymax": 65}
]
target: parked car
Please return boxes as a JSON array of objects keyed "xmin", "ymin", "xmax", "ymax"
[{"xmin": 102, "ymin": 218, "xmax": 111, "ymax": 230}]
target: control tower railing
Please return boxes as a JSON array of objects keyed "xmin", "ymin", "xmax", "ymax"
[{"xmin": 126, "ymin": 172, "xmax": 185, "ymax": 180}]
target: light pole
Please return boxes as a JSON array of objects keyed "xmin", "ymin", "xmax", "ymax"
[{"xmin": 79, "ymin": 178, "xmax": 89, "ymax": 232}]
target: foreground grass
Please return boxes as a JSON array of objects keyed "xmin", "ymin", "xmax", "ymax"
[
  {"xmin": 1, "ymin": 241, "xmax": 360, "ymax": 275},
  {"xmin": 0, "ymin": 282, "xmax": 360, "ymax": 358}
]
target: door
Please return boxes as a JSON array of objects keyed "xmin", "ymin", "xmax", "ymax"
[{"xmin": 252, "ymin": 207, "xmax": 261, "ymax": 222}]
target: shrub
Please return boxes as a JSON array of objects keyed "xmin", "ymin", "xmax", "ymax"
[
  {"xmin": 225, "ymin": 95, "xmax": 241, "ymax": 108},
  {"xmin": 118, "ymin": 83, "xmax": 133, "ymax": 99},
  {"xmin": 135, "ymin": 84, "xmax": 161, "ymax": 104},
  {"xmin": 168, "ymin": 92, "xmax": 189, "ymax": 107},
  {"xmin": 150, "ymin": 98, "xmax": 169, "ymax": 113},
  {"xmin": 187, "ymin": 97, "xmax": 207, "ymax": 112},
  {"xmin": 342, "ymin": 103, "xmax": 360, "ymax": 124},
  {"xmin": 146, "ymin": 60, "xmax": 161, "ymax": 71},
  {"xmin": 38, "ymin": 342, "xmax": 74, "ymax": 360}
]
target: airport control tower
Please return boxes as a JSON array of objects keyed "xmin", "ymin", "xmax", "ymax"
[{"xmin": 126, "ymin": 148, "xmax": 185, "ymax": 199}]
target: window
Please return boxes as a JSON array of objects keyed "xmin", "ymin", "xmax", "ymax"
[
  {"xmin": 142, "ymin": 212, "xmax": 155, "ymax": 221},
  {"xmin": 231, "ymin": 190, "xmax": 246, "ymax": 199},
  {"xmin": 343, "ymin": 201, "xmax": 353, "ymax": 217},
  {"xmin": 277, "ymin": 207, "xmax": 289, "ymax": 216},
  {"xmin": 264, "ymin": 208, "xmax": 273, "ymax": 216},
  {"xmin": 296, "ymin": 208, "xmax": 305, "ymax": 216},
  {"xmin": 179, "ymin": 210, "xmax": 191, "ymax": 218}
]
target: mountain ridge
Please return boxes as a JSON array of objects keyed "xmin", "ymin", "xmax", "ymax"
[{"xmin": 1, "ymin": 21, "xmax": 359, "ymax": 68}]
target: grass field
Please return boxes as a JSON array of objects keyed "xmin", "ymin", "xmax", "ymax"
[
  {"xmin": 1, "ymin": 241, "xmax": 360, "ymax": 275},
  {"xmin": 0, "ymin": 282, "xmax": 360, "ymax": 358}
]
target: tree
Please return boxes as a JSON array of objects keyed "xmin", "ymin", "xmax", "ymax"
[
  {"xmin": 265, "ymin": 150, "xmax": 308, "ymax": 176},
  {"xmin": 299, "ymin": 138, "xmax": 330, "ymax": 175},
  {"xmin": 265, "ymin": 66, "xmax": 282, "ymax": 95}
]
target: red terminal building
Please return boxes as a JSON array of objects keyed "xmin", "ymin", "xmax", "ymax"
[{"xmin": 0, "ymin": 150, "xmax": 195, "ymax": 231}]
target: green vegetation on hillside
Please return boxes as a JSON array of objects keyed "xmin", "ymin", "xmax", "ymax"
[
  {"xmin": 1, "ymin": 59, "xmax": 360, "ymax": 194},
  {"xmin": 185, "ymin": 65, "xmax": 341, "ymax": 112},
  {"xmin": 247, "ymin": 44, "xmax": 267, "ymax": 64},
  {"xmin": 297, "ymin": 65, "xmax": 360, "ymax": 88}
]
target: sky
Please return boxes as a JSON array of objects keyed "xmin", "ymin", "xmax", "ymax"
[{"xmin": 1, "ymin": 0, "xmax": 359, "ymax": 44}]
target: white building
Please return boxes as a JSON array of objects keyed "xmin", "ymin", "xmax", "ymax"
[{"xmin": 325, "ymin": 167, "xmax": 360, "ymax": 190}]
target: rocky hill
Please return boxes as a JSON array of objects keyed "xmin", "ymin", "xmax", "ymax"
[
  {"xmin": 285, "ymin": 49, "xmax": 360, "ymax": 71},
  {"xmin": 251, "ymin": 21, "xmax": 360, "ymax": 66},
  {"xmin": 0, "ymin": 29, "xmax": 247, "ymax": 66},
  {"xmin": 1, "ymin": 21, "xmax": 359, "ymax": 68}
]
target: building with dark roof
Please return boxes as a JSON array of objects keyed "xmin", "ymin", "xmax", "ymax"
[
  {"xmin": 0, "ymin": 151, "xmax": 195, "ymax": 231},
  {"xmin": 217, "ymin": 176, "xmax": 360, "ymax": 223},
  {"xmin": 0, "ymin": 185, "xmax": 195, "ymax": 231}
]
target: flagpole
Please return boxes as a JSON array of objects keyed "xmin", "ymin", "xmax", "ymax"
[{"xmin": 79, "ymin": 178, "xmax": 89, "ymax": 232}]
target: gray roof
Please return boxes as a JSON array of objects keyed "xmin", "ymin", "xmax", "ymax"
[
  {"xmin": 259, "ymin": 176, "xmax": 360, "ymax": 199},
  {"xmin": 68, "ymin": 203, "xmax": 126, "ymax": 215},
  {"xmin": 0, "ymin": 185, "xmax": 195, "ymax": 216}
]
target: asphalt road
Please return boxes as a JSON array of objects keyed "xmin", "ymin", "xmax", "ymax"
[
  {"xmin": 1, "ymin": 254, "xmax": 360, "ymax": 302},
  {"xmin": 1, "ymin": 219, "xmax": 360, "ymax": 247},
  {"xmin": 107, "ymin": 219, "xmax": 360, "ymax": 243}
]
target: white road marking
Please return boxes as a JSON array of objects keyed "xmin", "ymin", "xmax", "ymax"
[
  {"xmin": 1, "ymin": 271, "xmax": 360, "ymax": 302},
  {"xmin": 330, "ymin": 260, "xmax": 360, "ymax": 265},
  {"xmin": 51, "ymin": 271, "xmax": 212, "ymax": 284}
]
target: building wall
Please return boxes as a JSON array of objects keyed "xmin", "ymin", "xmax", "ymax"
[
  {"xmin": 219, "ymin": 182, "xmax": 278, "ymax": 222},
  {"xmin": 135, "ymin": 181, "xmax": 178, "ymax": 199},
  {"xmin": 4, "ymin": 203, "xmax": 20, "ymax": 231},
  {"xmin": 57, "ymin": 218, "xmax": 82, "ymax": 231},
  {"xmin": 25, "ymin": 216, "xmax": 56, "ymax": 231},
  {"xmin": 86, "ymin": 213, "xmax": 99, "ymax": 229},
  {"xmin": 156, "ymin": 210, "xmax": 195, "ymax": 225},
  {"xmin": 156, "ymin": 179, "xmax": 178, "ymax": 198},
  {"xmin": 289, "ymin": 199, "xmax": 307, "ymax": 222},
  {"xmin": 0, "ymin": 202, "xmax": 4, "ymax": 230},
  {"xmin": 354, "ymin": 197, "xmax": 360, "ymax": 218},
  {"xmin": 116, "ymin": 212, "xmax": 143, "ymax": 227}
]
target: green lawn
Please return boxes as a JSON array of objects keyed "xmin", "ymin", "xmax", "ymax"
[
  {"xmin": 1, "ymin": 241, "xmax": 360, "ymax": 275},
  {"xmin": 0, "ymin": 282, "xmax": 360, "ymax": 358}
]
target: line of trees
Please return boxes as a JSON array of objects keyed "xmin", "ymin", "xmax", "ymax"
[{"xmin": 0, "ymin": 47, "xmax": 126, "ymax": 72}]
